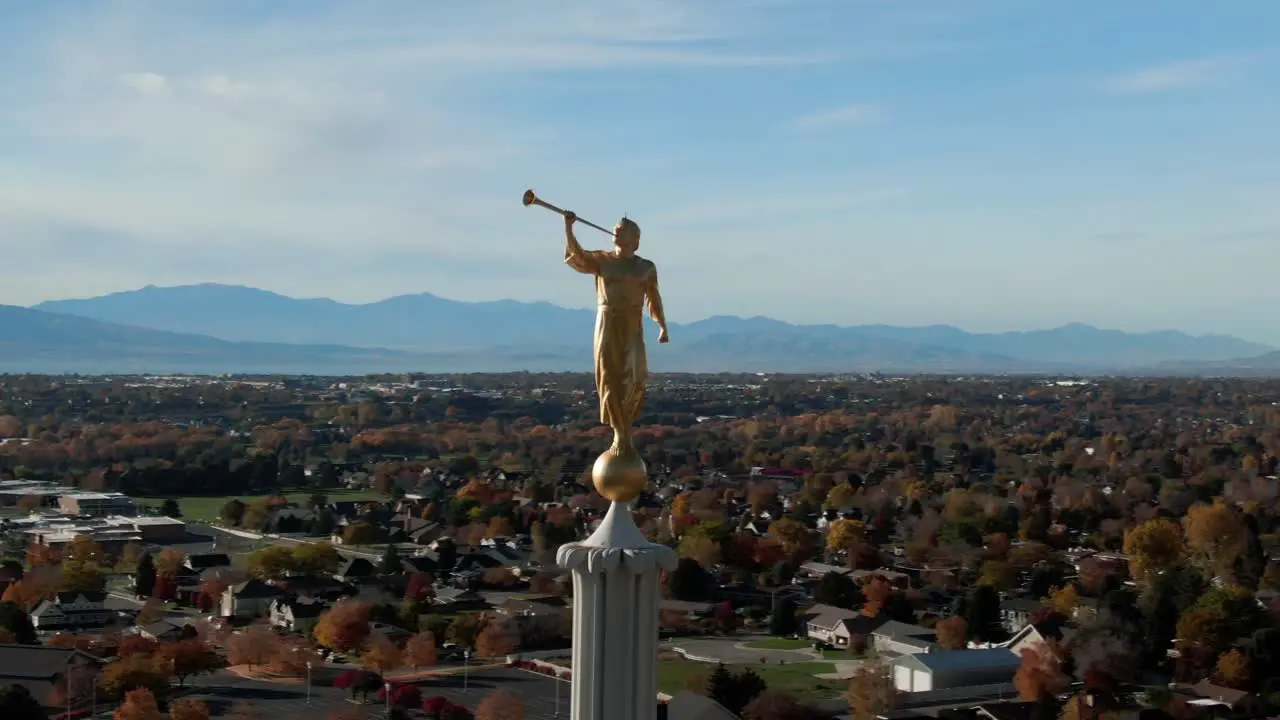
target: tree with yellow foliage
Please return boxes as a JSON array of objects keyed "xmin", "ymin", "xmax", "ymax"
[
  {"xmin": 769, "ymin": 518, "xmax": 814, "ymax": 557},
  {"xmin": 678, "ymin": 535, "xmax": 720, "ymax": 569},
  {"xmin": 825, "ymin": 484, "xmax": 857, "ymax": 509},
  {"xmin": 826, "ymin": 519, "xmax": 865, "ymax": 553},
  {"xmin": 1183, "ymin": 501, "xmax": 1245, "ymax": 574},
  {"xmin": 1122, "ymin": 518, "xmax": 1185, "ymax": 585},
  {"xmin": 1044, "ymin": 585, "xmax": 1079, "ymax": 616}
]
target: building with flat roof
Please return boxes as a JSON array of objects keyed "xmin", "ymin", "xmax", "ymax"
[
  {"xmin": 12, "ymin": 513, "xmax": 185, "ymax": 551},
  {"xmin": 58, "ymin": 492, "xmax": 137, "ymax": 516},
  {"xmin": 0, "ymin": 481, "xmax": 65, "ymax": 507}
]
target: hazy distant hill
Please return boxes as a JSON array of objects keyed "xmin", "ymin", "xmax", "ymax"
[
  {"xmin": 20, "ymin": 283, "xmax": 1279, "ymax": 374},
  {"xmin": 35, "ymin": 284, "xmax": 594, "ymax": 350},
  {"xmin": 0, "ymin": 305, "xmax": 451, "ymax": 374}
]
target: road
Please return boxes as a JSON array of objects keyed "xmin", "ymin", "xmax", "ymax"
[
  {"xmin": 183, "ymin": 668, "xmax": 573, "ymax": 719},
  {"xmin": 665, "ymin": 636, "xmax": 819, "ymax": 665}
]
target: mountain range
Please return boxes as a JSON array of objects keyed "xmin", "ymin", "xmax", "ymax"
[{"xmin": 0, "ymin": 283, "xmax": 1271, "ymax": 375}]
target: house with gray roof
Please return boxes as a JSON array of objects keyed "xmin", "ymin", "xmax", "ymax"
[{"xmin": 871, "ymin": 620, "xmax": 938, "ymax": 656}]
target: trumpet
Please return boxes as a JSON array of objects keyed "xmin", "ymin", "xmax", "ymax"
[{"xmin": 522, "ymin": 189, "xmax": 615, "ymax": 237}]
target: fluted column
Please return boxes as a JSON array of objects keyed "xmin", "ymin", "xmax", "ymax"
[{"xmin": 557, "ymin": 501, "xmax": 678, "ymax": 720}]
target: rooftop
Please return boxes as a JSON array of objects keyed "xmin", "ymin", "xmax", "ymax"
[{"xmin": 893, "ymin": 649, "xmax": 1020, "ymax": 673}]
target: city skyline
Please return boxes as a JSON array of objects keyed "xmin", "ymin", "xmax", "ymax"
[{"xmin": 1, "ymin": 1, "xmax": 1277, "ymax": 342}]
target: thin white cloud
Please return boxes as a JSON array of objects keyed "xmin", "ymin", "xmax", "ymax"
[
  {"xmin": 1101, "ymin": 55, "xmax": 1253, "ymax": 95},
  {"xmin": 119, "ymin": 72, "xmax": 167, "ymax": 94},
  {"xmin": 790, "ymin": 103, "xmax": 885, "ymax": 131}
]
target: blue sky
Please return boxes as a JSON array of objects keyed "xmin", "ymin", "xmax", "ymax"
[{"xmin": 1, "ymin": 1, "xmax": 1278, "ymax": 342}]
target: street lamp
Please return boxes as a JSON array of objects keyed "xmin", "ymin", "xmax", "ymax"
[
  {"xmin": 554, "ymin": 672, "xmax": 561, "ymax": 718},
  {"xmin": 306, "ymin": 662, "xmax": 312, "ymax": 705}
]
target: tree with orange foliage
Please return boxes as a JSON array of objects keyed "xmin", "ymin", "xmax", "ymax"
[
  {"xmin": 151, "ymin": 574, "xmax": 178, "ymax": 601},
  {"xmin": 457, "ymin": 479, "xmax": 496, "ymax": 505},
  {"xmin": 2, "ymin": 576, "xmax": 59, "ymax": 611},
  {"xmin": 475, "ymin": 689, "xmax": 526, "ymax": 720},
  {"xmin": 169, "ymin": 699, "xmax": 210, "ymax": 720},
  {"xmin": 847, "ymin": 661, "xmax": 897, "ymax": 720},
  {"xmin": 26, "ymin": 543, "xmax": 60, "ymax": 568},
  {"xmin": 1014, "ymin": 641, "xmax": 1067, "ymax": 701},
  {"xmin": 1215, "ymin": 649, "xmax": 1250, "ymax": 689},
  {"xmin": 154, "ymin": 548, "xmax": 186, "ymax": 575},
  {"xmin": 196, "ymin": 579, "xmax": 229, "ymax": 612},
  {"xmin": 268, "ymin": 638, "xmax": 321, "ymax": 678},
  {"xmin": 752, "ymin": 538, "xmax": 787, "ymax": 568},
  {"xmin": 404, "ymin": 572, "xmax": 434, "ymax": 604},
  {"xmin": 118, "ymin": 635, "xmax": 159, "ymax": 657},
  {"xmin": 115, "ymin": 688, "xmax": 162, "ymax": 720},
  {"xmin": 313, "ymin": 600, "xmax": 372, "ymax": 652},
  {"xmin": 157, "ymin": 639, "xmax": 221, "ymax": 687},
  {"xmin": 47, "ymin": 634, "xmax": 96, "ymax": 651},
  {"xmin": 361, "ymin": 634, "xmax": 403, "ymax": 673},
  {"xmin": 404, "ymin": 631, "xmax": 439, "ymax": 669},
  {"xmin": 861, "ymin": 575, "xmax": 892, "ymax": 616},
  {"xmin": 475, "ymin": 617, "xmax": 519, "ymax": 658},
  {"xmin": 226, "ymin": 624, "xmax": 279, "ymax": 670},
  {"xmin": 935, "ymin": 616, "xmax": 968, "ymax": 650},
  {"xmin": 486, "ymin": 516, "xmax": 515, "ymax": 539}
]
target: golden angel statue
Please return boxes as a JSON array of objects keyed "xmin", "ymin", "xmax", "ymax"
[{"xmin": 562, "ymin": 210, "xmax": 668, "ymax": 502}]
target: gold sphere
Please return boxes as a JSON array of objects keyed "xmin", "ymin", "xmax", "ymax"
[{"xmin": 591, "ymin": 446, "xmax": 648, "ymax": 502}]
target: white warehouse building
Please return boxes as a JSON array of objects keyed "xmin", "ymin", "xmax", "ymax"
[{"xmin": 889, "ymin": 648, "xmax": 1021, "ymax": 693}]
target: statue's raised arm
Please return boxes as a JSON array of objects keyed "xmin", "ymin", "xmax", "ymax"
[{"xmin": 563, "ymin": 212, "xmax": 609, "ymax": 276}]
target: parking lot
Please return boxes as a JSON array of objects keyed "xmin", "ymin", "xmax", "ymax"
[{"xmin": 184, "ymin": 667, "xmax": 572, "ymax": 719}]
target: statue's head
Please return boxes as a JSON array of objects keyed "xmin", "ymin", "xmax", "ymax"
[{"xmin": 613, "ymin": 218, "xmax": 640, "ymax": 256}]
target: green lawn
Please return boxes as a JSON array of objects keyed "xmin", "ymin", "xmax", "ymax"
[
  {"xmin": 657, "ymin": 658, "xmax": 846, "ymax": 700},
  {"xmin": 135, "ymin": 488, "xmax": 386, "ymax": 521}
]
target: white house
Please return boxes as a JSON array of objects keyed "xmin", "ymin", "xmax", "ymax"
[
  {"xmin": 889, "ymin": 649, "xmax": 1020, "ymax": 693},
  {"xmin": 220, "ymin": 580, "xmax": 282, "ymax": 620},
  {"xmin": 871, "ymin": 621, "xmax": 937, "ymax": 656},
  {"xmin": 805, "ymin": 607, "xmax": 859, "ymax": 646},
  {"xmin": 269, "ymin": 598, "xmax": 326, "ymax": 634}
]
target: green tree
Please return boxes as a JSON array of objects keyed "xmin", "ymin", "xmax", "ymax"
[
  {"xmin": 0, "ymin": 683, "xmax": 45, "ymax": 720},
  {"xmin": 769, "ymin": 596, "xmax": 797, "ymax": 637},
  {"xmin": 219, "ymin": 500, "xmax": 247, "ymax": 526},
  {"xmin": 134, "ymin": 554, "xmax": 157, "ymax": 599},
  {"xmin": 0, "ymin": 601, "xmax": 36, "ymax": 644},
  {"xmin": 247, "ymin": 547, "xmax": 297, "ymax": 580},
  {"xmin": 291, "ymin": 543, "xmax": 342, "ymax": 576},
  {"xmin": 813, "ymin": 573, "xmax": 860, "ymax": 610},
  {"xmin": 381, "ymin": 544, "xmax": 401, "ymax": 575}
]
